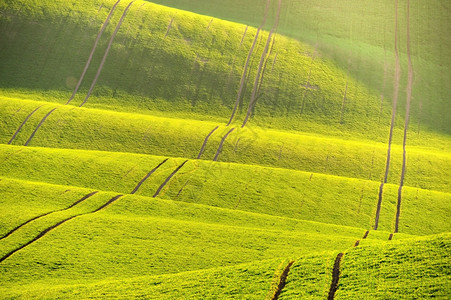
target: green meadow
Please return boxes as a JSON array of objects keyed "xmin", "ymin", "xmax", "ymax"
[{"xmin": 0, "ymin": 0, "xmax": 449, "ymax": 298}]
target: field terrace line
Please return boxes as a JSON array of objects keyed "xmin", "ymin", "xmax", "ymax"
[
  {"xmin": 374, "ymin": 0, "xmax": 401, "ymax": 231},
  {"xmin": 242, "ymin": 0, "xmax": 282, "ymax": 128},
  {"xmin": 80, "ymin": 1, "xmax": 135, "ymax": 107},
  {"xmin": 0, "ymin": 191, "xmax": 98, "ymax": 241},
  {"xmin": 0, "ymin": 194, "xmax": 123, "ymax": 263},
  {"xmin": 66, "ymin": 0, "xmax": 121, "ymax": 105}
]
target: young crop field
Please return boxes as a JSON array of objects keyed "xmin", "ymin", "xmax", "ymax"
[{"xmin": 0, "ymin": 0, "xmax": 449, "ymax": 298}]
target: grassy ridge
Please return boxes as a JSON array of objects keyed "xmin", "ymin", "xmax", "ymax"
[
  {"xmin": 1, "ymin": 145, "xmax": 449, "ymax": 235},
  {"xmin": 0, "ymin": 178, "xmax": 370, "ymax": 289},
  {"xmin": 336, "ymin": 233, "xmax": 451, "ymax": 298},
  {"xmin": 1, "ymin": 98, "xmax": 449, "ymax": 193},
  {"xmin": 1, "ymin": 0, "xmax": 443, "ymax": 141},
  {"xmin": 148, "ymin": 0, "xmax": 451, "ymax": 134},
  {"xmin": 0, "ymin": 259, "xmax": 284, "ymax": 299}
]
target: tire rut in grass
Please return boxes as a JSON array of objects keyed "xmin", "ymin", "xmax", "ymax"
[
  {"xmin": 395, "ymin": 0, "xmax": 414, "ymax": 234},
  {"xmin": 7, "ymin": 105, "xmax": 42, "ymax": 144},
  {"xmin": 271, "ymin": 260, "xmax": 294, "ymax": 300},
  {"xmin": 328, "ymin": 252, "xmax": 344, "ymax": 300},
  {"xmin": 164, "ymin": 16, "xmax": 175, "ymax": 38},
  {"xmin": 213, "ymin": 128, "xmax": 235, "ymax": 161},
  {"xmin": 0, "ymin": 191, "xmax": 98, "ymax": 241},
  {"xmin": 0, "ymin": 194, "xmax": 123, "ymax": 263},
  {"xmin": 374, "ymin": 0, "xmax": 401, "ymax": 230},
  {"xmin": 242, "ymin": 0, "xmax": 282, "ymax": 128},
  {"xmin": 153, "ymin": 160, "xmax": 189, "ymax": 198},
  {"xmin": 197, "ymin": 126, "xmax": 219, "ymax": 159},
  {"xmin": 130, "ymin": 158, "xmax": 168, "ymax": 194},
  {"xmin": 24, "ymin": 107, "xmax": 57, "ymax": 146},
  {"xmin": 227, "ymin": 0, "xmax": 272, "ymax": 126},
  {"xmin": 80, "ymin": 1, "xmax": 135, "ymax": 107},
  {"xmin": 66, "ymin": 0, "xmax": 121, "ymax": 105}
]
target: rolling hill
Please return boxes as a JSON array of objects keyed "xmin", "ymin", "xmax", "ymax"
[{"xmin": 0, "ymin": 0, "xmax": 449, "ymax": 298}]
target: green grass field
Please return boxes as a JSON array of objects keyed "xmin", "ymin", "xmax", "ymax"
[{"xmin": 0, "ymin": 0, "xmax": 449, "ymax": 298}]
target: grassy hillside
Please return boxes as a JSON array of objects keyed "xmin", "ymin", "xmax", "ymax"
[
  {"xmin": 0, "ymin": 0, "xmax": 449, "ymax": 298},
  {"xmin": 1, "ymin": 145, "xmax": 450, "ymax": 235},
  {"xmin": 1, "ymin": 0, "xmax": 447, "ymax": 142},
  {"xmin": 1, "ymin": 98, "xmax": 450, "ymax": 193},
  {"xmin": 148, "ymin": 0, "xmax": 451, "ymax": 134}
]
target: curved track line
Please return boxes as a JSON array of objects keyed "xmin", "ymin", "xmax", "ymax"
[
  {"xmin": 66, "ymin": 0, "xmax": 121, "ymax": 105},
  {"xmin": 374, "ymin": 0, "xmax": 401, "ymax": 230},
  {"xmin": 388, "ymin": 233, "xmax": 394, "ymax": 240},
  {"xmin": 271, "ymin": 260, "xmax": 294, "ymax": 300},
  {"xmin": 153, "ymin": 160, "xmax": 188, "ymax": 198},
  {"xmin": 213, "ymin": 128, "xmax": 235, "ymax": 161},
  {"xmin": 0, "ymin": 194, "xmax": 123, "ymax": 263},
  {"xmin": 131, "ymin": 159, "xmax": 168, "ymax": 194},
  {"xmin": 362, "ymin": 230, "xmax": 369, "ymax": 239},
  {"xmin": 0, "ymin": 191, "xmax": 98, "ymax": 241},
  {"xmin": 227, "ymin": 0, "xmax": 271, "ymax": 126},
  {"xmin": 7, "ymin": 106, "xmax": 42, "ymax": 144},
  {"xmin": 164, "ymin": 16, "xmax": 175, "ymax": 38},
  {"xmin": 197, "ymin": 126, "xmax": 219, "ymax": 159},
  {"xmin": 395, "ymin": 0, "xmax": 414, "ymax": 233},
  {"xmin": 242, "ymin": 0, "xmax": 282, "ymax": 128},
  {"xmin": 24, "ymin": 108, "xmax": 57, "ymax": 146},
  {"xmin": 80, "ymin": 1, "xmax": 135, "ymax": 107},
  {"xmin": 328, "ymin": 252, "xmax": 344, "ymax": 300}
]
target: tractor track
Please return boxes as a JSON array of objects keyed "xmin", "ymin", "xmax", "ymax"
[
  {"xmin": 197, "ymin": 126, "xmax": 219, "ymax": 159},
  {"xmin": 66, "ymin": 0, "xmax": 121, "ymax": 105},
  {"xmin": 7, "ymin": 106, "xmax": 42, "ymax": 144},
  {"xmin": 80, "ymin": 1, "xmax": 135, "ymax": 107},
  {"xmin": 213, "ymin": 128, "xmax": 235, "ymax": 161},
  {"xmin": 0, "ymin": 191, "xmax": 98, "ymax": 241},
  {"xmin": 395, "ymin": 0, "xmax": 414, "ymax": 233},
  {"xmin": 242, "ymin": 0, "xmax": 282, "ymax": 128},
  {"xmin": 271, "ymin": 260, "xmax": 294, "ymax": 300},
  {"xmin": 164, "ymin": 16, "xmax": 175, "ymax": 38},
  {"xmin": 130, "ymin": 159, "xmax": 168, "ymax": 194},
  {"xmin": 24, "ymin": 108, "xmax": 57, "ymax": 146},
  {"xmin": 0, "ymin": 194, "xmax": 123, "ymax": 264},
  {"xmin": 227, "ymin": 0, "xmax": 271, "ymax": 126},
  {"xmin": 374, "ymin": 0, "xmax": 401, "ymax": 230},
  {"xmin": 153, "ymin": 160, "xmax": 189, "ymax": 198},
  {"xmin": 328, "ymin": 252, "xmax": 344, "ymax": 300}
]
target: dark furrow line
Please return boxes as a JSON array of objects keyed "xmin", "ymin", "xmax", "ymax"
[
  {"xmin": 239, "ymin": 25, "xmax": 249, "ymax": 46},
  {"xmin": 130, "ymin": 159, "xmax": 169, "ymax": 194},
  {"xmin": 153, "ymin": 160, "xmax": 189, "ymax": 198},
  {"xmin": 374, "ymin": 0, "xmax": 401, "ymax": 230},
  {"xmin": 197, "ymin": 126, "xmax": 219, "ymax": 159},
  {"xmin": 7, "ymin": 106, "xmax": 42, "ymax": 144},
  {"xmin": 395, "ymin": 0, "xmax": 414, "ymax": 234},
  {"xmin": 66, "ymin": 0, "xmax": 121, "ymax": 105},
  {"xmin": 328, "ymin": 253, "xmax": 344, "ymax": 300},
  {"xmin": 242, "ymin": 0, "xmax": 282, "ymax": 128},
  {"xmin": 0, "ymin": 194, "xmax": 123, "ymax": 263},
  {"xmin": 213, "ymin": 128, "xmax": 235, "ymax": 161},
  {"xmin": 388, "ymin": 233, "xmax": 394, "ymax": 240},
  {"xmin": 227, "ymin": 0, "xmax": 271, "ymax": 126},
  {"xmin": 354, "ymin": 240, "xmax": 360, "ymax": 247},
  {"xmin": 362, "ymin": 230, "xmax": 369, "ymax": 239},
  {"xmin": 340, "ymin": 81, "xmax": 348, "ymax": 124},
  {"xmin": 164, "ymin": 16, "xmax": 175, "ymax": 38},
  {"xmin": 270, "ymin": 53, "xmax": 278, "ymax": 71},
  {"xmin": 0, "ymin": 191, "xmax": 98, "ymax": 241},
  {"xmin": 271, "ymin": 260, "xmax": 294, "ymax": 300},
  {"xmin": 175, "ymin": 180, "xmax": 190, "ymax": 198},
  {"xmin": 80, "ymin": 1, "xmax": 135, "ymax": 107},
  {"xmin": 24, "ymin": 108, "xmax": 57, "ymax": 146}
]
